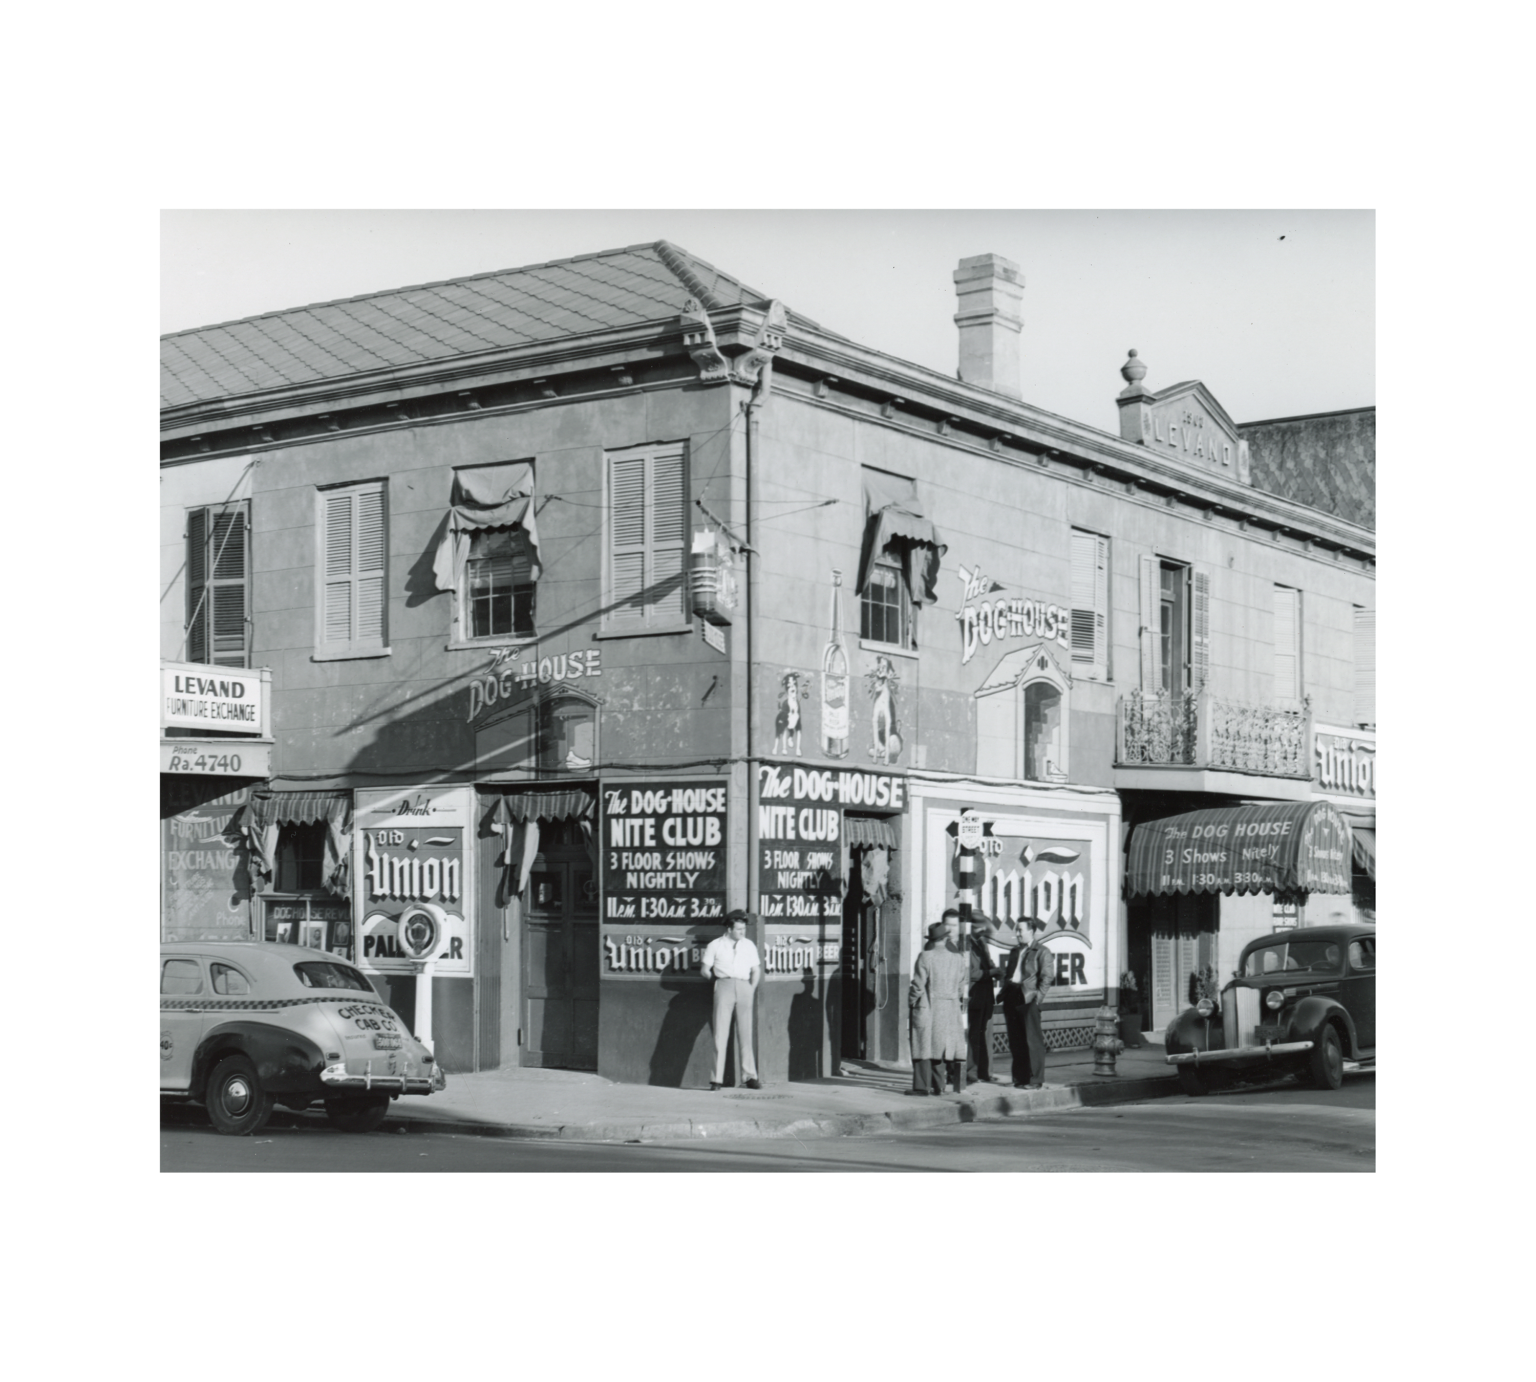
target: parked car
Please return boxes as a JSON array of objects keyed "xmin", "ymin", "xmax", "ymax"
[
  {"xmin": 1164, "ymin": 923, "xmax": 1375, "ymax": 1096},
  {"xmin": 160, "ymin": 941, "xmax": 445, "ymax": 1135}
]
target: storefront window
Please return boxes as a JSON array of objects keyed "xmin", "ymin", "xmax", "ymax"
[{"xmin": 275, "ymin": 821, "xmax": 327, "ymax": 892}]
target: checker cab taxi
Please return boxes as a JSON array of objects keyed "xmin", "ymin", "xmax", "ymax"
[{"xmin": 160, "ymin": 941, "xmax": 445, "ymax": 1135}]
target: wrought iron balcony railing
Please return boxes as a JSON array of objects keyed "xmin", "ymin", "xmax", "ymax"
[{"xmin": 1116, "ymin": 690, "xmax": 1311, "ymax": 778}]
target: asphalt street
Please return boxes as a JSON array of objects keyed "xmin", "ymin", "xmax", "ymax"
[{"xmin": 161, "ymin": 1072, "xmax": 1374, "ymax": 1172}]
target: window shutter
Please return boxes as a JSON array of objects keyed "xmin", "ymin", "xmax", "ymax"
[
  {"xmin": 1192, "ymin": 569, "xmax": 1210, "ymax": 692},
  {"xmin": 1070, "ymin": 531, "xmax": 1096, "ymax": 663},
  {"xmin": 1354, "ymin": 606, "xmax": 1375, "ymax": 726},
  {"xmin": 1139, "ymin": 555, "xmax": 1160, "ymax": 693},
  {"xmin": 1093, "ymin": 535, "xmax": 1109, "ymax": 679},
  {"xmin": 356, "ymin": 486, "xmax": 386, "ymax": 644},
  {"xmin": 1273, "ymin": 585, "xmax": 1299, "ymax": 703},
  {"xmin": 323, "ymin": 493, "xmax": 354, "ymax": 644},
  {"xmin": 186, "ymin": 508, "xmax": 209, "ymax": 664},
  {"xmin": 609, "ymin": 455, "xmax": 646, "ymax": 624},
  {"xmin": 649, "ymin": 448, "xmax": 687, "ymax": 623}
]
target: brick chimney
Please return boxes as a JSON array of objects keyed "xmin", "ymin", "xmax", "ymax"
[{"xmin": 953, "ymin": 253, "xmax": 1023, "ymax": 398}]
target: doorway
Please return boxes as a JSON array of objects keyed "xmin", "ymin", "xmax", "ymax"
[
  {"xmin": 1127, "ymin": 892, "xmax": 1218, "ymax": 1032},
  {"xmin": 841, "ymin": 855, "xmax": 875, "ymax": 1061},
  {"xmin": 522, "ymin": 819, "xmax": 599, "ymax": 1069}
]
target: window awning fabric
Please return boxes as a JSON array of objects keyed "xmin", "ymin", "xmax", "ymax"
[
  {"xmin": 1126, "ymin": 800, "xmax": 1354, "ymax": 898},
  {"xmin": 498, "ymin": 789, "xmax": 595, "ymax": 823},
  {"xmin": 1350, "ymin": 826, "xmax": 1375, "ymax": 879},
  {"xmin": 844, "ymin": 816, "xmax": 900, "ymax": 849},
  {"xmin": 856, "ymin": 471, "xmax": 946, "ymax": 607},
  {"xmin": 431, "ymin": 462, "xmax": 542, "ymax": 595},
  {"xmin": 248, "ymin": 790, "xmax": 351, "ymax": 828},
  {"xmin": 242, "ymin": 791, "xmax": 352, "ymax": 895}
]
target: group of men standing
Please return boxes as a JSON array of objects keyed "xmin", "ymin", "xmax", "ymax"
[
  {"xmin": 907, "ymin": 908, "xmax": 1050, "ymax": 1096},
  {"xmin": 699, "ymin": 905, "xmax": 1051, "ymax": 1094}
]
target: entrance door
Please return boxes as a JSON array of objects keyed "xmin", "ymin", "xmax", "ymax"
[
  {"xmin": 841, "ymin": 857, "xmax": 870, "ymax": 1061},
  {"xmin": 522, "ymin": 821, "xmax": 599, "ymax": 1069}
]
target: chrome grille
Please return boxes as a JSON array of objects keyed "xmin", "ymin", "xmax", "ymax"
[{"xmin": 1230, "ymin": 988, "xmax": 1260, "ymax": 1047}]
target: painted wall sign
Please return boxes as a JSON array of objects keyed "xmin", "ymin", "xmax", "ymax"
[
  {"xmin": 161, "ymin": 740, "xmax": 271, "ymax": 777},
  {"xmin": 1314, "ymin": 729, "xmax": 1376, "ymax": 799},
  {"xmin": 601, "ymin": 780, "xmax": 728, "ymax": 925},
  {"xmin": 955, "ymin": 564, "xmax": 1070, "ymax": 666},
  {"xmin": 758, "ymin": 763, "xmax": 907, "ymax": 815},
  {"xmin": 467, "ymin": 647, "xmax": 602, "ymax": 721},
  {"xmin": 162, "ymin": 661, "xmax": 264, "ymax": 732},
  {"xmin": 1146, "ymin": 394, "xmax": 1235, "ymax": 466},
  {"xmin": 352, "ymin": 787, "xmax": 473, "ymax": 976},
  {"xmin": 162, "ymin": 796, "xmax": 251, "ymax": 941}
]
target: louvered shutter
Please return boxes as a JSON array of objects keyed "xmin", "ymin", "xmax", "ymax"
[
  {"xmin": 1354, "ymin": 606, "xmax": 1375, "ymax": 726},
  {"xmin": 1070, "ymin": 531, "xmax": 1096, "ymax": 663},
  {"xmin": 320, "ymin": 484, "xmax": 387, "ymax": 649},
  {"xmin": 609, "ymin": 455, "xmax": 646, "ymax": 624},
  {"xmin": 1192, "ymin": 569, "xmax": 1210, "ymax": 692},
  {"xmin": 356, "ymin": 486, "xmax": 386, "ymax": 643},
  {"xmin": 1139, "ymin": 555, "xmax": 1160, "ymax": 693},
  {"xmin": 649, "ymin": 449, "xmax": 687, "ymax": 624},
  {"xmin": 323, "ymin": 493, "xmax": 354, "ymax": 644},
  {"xmin": 186, "ymin": 508, "xmax": 209, "ymax": 663},
  {"xmin": 1273, "ymin": 585, "xmax": 1299, "ymax": 703}
]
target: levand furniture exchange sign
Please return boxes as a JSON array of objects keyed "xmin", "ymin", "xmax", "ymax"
[{"xmin": 162, "ymin": 662, "xmax": 265, "ymax": 733}]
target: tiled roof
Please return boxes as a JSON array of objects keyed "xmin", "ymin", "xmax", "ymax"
[
  {"xmin": 160, "ymin": 241, "xmax": 786, "ymax": 411},
  {"xmin": 1241, "ymin": 408, "xmax": 1375, "ymax": 532}
]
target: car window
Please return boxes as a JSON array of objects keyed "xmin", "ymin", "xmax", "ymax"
[
  {"xmin": 1243, "ymin": 940, "xmax": 1346, "ymax": 978},
  {"xmin": 293, "ymin": 961, "xmax": 376, "ymax": 993},
  {"xmin": 1348, "ymin": 939, "xmax": 1375, "ymax": 971},
  {"xmin": 210, "ymin": 963, "xmax": 251, "ymax": 996},
  {"xmin": 161, "ymin": 958, "xmax": 204, "ymax": 995}
]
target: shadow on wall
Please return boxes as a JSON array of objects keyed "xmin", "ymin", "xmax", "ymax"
[
  {"xmin": 649, "ymin": 977, "xmax": 713, "ymax": 1086},
  {"xmin": 787, "ymin": 972, "xmax": 821, "ymax": 1081}
]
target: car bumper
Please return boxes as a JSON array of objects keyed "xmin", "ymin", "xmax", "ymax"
[
  {"xmin": 1166, "ymin": 1041, "xmax": 1314, "ymax": 1066},
  {"xmin": 320, "ymin": 1061, "xmax": 447, "ymax": 1095}
]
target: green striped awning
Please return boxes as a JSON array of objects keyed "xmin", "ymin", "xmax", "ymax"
[{"xmin": 1126, "ymin": 800, "xmax": 1353, "ymax": 898}]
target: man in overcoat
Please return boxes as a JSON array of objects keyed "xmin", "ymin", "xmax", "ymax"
[
  {"xmin": 908, "ymin": 912, "xmax": 969, "ymax": 1095},
  {"xmin": 999, "ymin": 925, "xmax": 1053, "ymax": 1088}
]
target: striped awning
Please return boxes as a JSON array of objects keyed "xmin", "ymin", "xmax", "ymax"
[
  {"xmin": 248, "ymin": 789, "xmax": 351, "ymax": 827},
  {"xmin": 501, "ymin": 789, "xmax": 595, "ymax": 823},
  {"xmin": 1126, "ymin": 800, "xmax": 1353, "ymax": 898},
  {"xmin": 1351, "ymin": 826, "xmax": 1375, "ymax": 879},
  {"xmin": 844, "ymin": 816, "xmax": 899, "ymax": 849}
]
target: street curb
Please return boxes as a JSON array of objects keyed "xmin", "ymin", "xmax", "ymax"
[{"xmin": 381, "ymin": 1074, "xmax": 1182, "ymax": 1144}]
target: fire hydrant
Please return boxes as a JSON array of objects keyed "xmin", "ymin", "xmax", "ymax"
[{"xmin": 1092, "ymin": 1006, "xmax": 1125, "ymax": 1076}]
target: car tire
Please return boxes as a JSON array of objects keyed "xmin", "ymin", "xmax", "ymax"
[
  {"xmin": 206, "ymin": 1055, "xmax": 277, "ymax": 1136},
  {"xmin": 1310, "ymin": 1024, "xmax": 1345, "ymax": 1091},
  {"xmin": 1177, "ymin": 1064, "xmax": 1207, "ymax": 1097},
  {"xmin": 325, "ymin": 1096, "xmax": 391, "ymax": 1133}
]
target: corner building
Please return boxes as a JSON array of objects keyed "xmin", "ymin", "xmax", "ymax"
[{"xmin": 160, "ymin": 243, "xmax": 1375, "ymax": 1079}]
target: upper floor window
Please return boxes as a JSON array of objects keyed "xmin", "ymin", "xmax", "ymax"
[
  {"xmin": 1273, "ymin": 583, "xmax": 1302, "ymax": 705},
  {"xmin": 1353, "ymin": 605, "xmax": 1375, "ymax": 728},
  {"xmin": 860, "ymin": 555, "xmax": 912, "ymax": 648},
  {"xmin": 856, "ymin": 468, "xmax": 945, "ymax": 652},
  {"xmin": 1069, "ymin": 529, "xmax": 1109, "ymax": 680},
  {"xmin": 186, "ymin": 502, "xmax": 249, "ymax": 667},
  {"xmin": 1139, "ymin": 557, "xmax": 1209, "ymax": 695},
  {"xmin": 431, "ymin": 461, "xmax": 542, "ymax": 646},
  {"xmin": 317, "ymin": 481, "xmax": 388, "ymax": 657},
  {"xmin": 604, "ymin": 443, "xmax": 688, "ymax": 632}
]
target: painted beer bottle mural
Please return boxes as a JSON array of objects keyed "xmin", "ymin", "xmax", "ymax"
[{"xmin": 822, "ymin": 569, "xmax": 850, "ymax": 758}]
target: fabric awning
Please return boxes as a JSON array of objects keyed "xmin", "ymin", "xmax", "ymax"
[
  {"xmin": 1350, "ymin": 826, "xmax": 1375, "ymax": 879},
  {"xmin": 500, "ymin": 789, "xmax": 595, "ymax": 823},
  {"xmin": 844, "ymin": 816, "xmax": 900, "ymax": 848},
  {"xmin": 431, "ymin": 461, "xmax": 542, "ymax": 594},
  {"xmin": 856, "ymin": 471, "xmax": 946, "ymax": 607},
  {"xmin": 1126, "ymin": 800, "xmax": 1353, "ymax": 898},
  {"xmin": 248, "ymin": 789, "xmax": 351, "ymax": 827}
]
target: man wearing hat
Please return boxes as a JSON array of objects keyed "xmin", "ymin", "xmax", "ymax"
[
  {"xmin": 965, "ymin": 915, "xmax": 1001, "ymax": 1085},
  {"xmin": 701, "ymin": 908, "xmax": 762, "ymax": 1090},
  {"xmin": 1000, "ymin": 923, "xmax": 1053, "ymax": 1089},
  {"xmin": 908, "ymin": 910, "xmax": 969, "ymax": 1095}
]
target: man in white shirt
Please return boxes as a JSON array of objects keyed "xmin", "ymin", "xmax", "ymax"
[{"xmin": 700, "ymin": 908, "xmax": 762, "ymax": 1090}]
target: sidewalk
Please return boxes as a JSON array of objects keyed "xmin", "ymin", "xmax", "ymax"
[{"xmin": 385, "ymin": 1034, "xmax": 1178, "ymax": 1144}]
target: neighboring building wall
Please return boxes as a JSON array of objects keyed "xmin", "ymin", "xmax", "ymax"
[{"xmin": 1241, "ymin": 408, "xmax": 1375, "ymax": 531}]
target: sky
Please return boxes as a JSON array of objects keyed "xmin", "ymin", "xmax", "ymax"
[{"xmin": 161, "ymin": 209, "xmax": 1373, "ymax": 433}]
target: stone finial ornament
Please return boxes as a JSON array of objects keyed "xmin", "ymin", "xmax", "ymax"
[{"xmin": 1120, "ymin": 348, "xmax": 1148, "ymax": 388}]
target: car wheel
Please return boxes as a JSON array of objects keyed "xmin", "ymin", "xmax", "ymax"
[
  {"xmin": 325, "ymin": 1096, "xmax": 391, "ymax": 1133},
  {"xmin": 1177, "ymin": 1064, "xmax": 1207, "ymax": 1097},
  {"xmin": 1309, "ymin": 1024, "xmax": 1345, "ymax": 1090},
  {"xmin": 206, "ymin": 1055, "xmax": 276, "ymax": 1136}
]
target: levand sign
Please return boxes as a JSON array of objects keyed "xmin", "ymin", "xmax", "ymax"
[{"xmin": 162, "ymin": 661, "xmax": 264, "ymax": 732}]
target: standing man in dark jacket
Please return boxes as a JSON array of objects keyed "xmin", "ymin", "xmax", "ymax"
[
  {"xmin": 965, "ymin": 916, "xmax": 1000, "ymax": 1084},
  {"xmin": 1000, "ymin": 929, "xmax": 1052, "ymax": 1089}
]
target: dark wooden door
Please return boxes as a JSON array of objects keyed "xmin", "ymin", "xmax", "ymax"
[{"xmin": 522, "ymin": 823, "xmax": 599, "ymax": 1069}]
